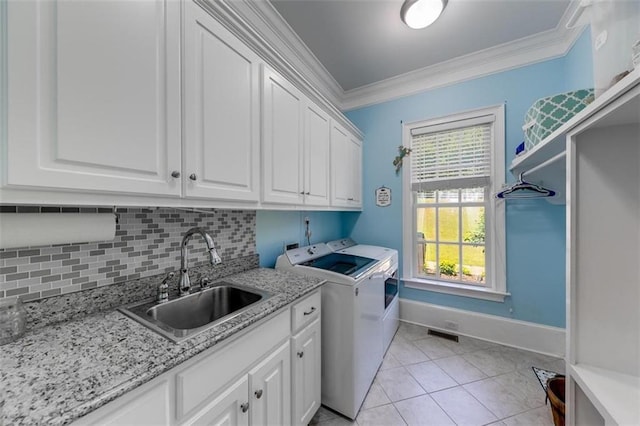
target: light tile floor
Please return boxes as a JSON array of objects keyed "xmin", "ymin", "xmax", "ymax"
[{"xmin": 309, "ymin": 322, "xmax": 565, "ymax": 426}]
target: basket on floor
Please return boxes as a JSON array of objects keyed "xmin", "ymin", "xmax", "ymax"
[{"xmin": 546, "ymin": 376, "xmax": 565, "ymax": 426}]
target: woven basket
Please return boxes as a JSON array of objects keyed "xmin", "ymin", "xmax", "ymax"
[
  {"xmin": 546, "ymin": 376, "xmax": 565, "ymax": 426},
  {"xmin": 523, "ymin": 89, "xmax": 594, "ymax": 151}
]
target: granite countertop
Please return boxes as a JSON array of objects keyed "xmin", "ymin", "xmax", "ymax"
[{"xmin": 0, "ymin": 268, "xmax": 324, "ymax": 425}]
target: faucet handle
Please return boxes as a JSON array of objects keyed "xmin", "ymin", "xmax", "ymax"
[
  {"xmin": 162, "ymin": 272, "xmax": 175, "ymax": 284},
  {"xmin": 200, "ymin": 277, "xmax": 211, "ymax": 289},
  {"xmin": 157, "ymin": 272, "xmax": 174, "ymax": 303}
]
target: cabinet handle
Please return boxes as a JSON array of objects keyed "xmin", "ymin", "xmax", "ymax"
[
  {"xmin": 255, "ymin": 389, "xmax": 263, "ymax": 399},
  {"xmin": 171, "ymin": 171, "xmax": 180, "ymax": 178},
  {"xmin": 306, "ymin": 192, "xmax": 310, "ymax": 195},
  {"xmin": 303, "ymin": 306, "xmax": 316, "ymax": 316},
  {"xmin": 355, "ymin": 288, "xmax": 359, "ymax": 296},
  {"xmin": 297, "ymin": 351, "xmax": 304, "ymax": 358},
  {"xmin": 300, "ymin": 191, "xmax": 305, "ymax": 194},
  {"xmin": 347, "ymin": 197, "xmax": 354, "ymax": 201},
  {"xmin": 189, "ymin": 173, "xmax": 197, "ymax": 181},
  {"xmin": 240, "ymin": 402, "xmax": 249, "ymax": 413}
]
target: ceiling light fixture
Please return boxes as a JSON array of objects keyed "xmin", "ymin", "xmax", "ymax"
[{"xmin": 400, "ymin": 0, "xmax": 447, "ymax": 29}]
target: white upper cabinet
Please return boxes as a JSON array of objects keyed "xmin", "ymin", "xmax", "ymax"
[
  {"xmin": 330, "ymin": 124, "xmax": 351, "ymax": 206},
  {"xmin": 348, "ymin": 135, "xmax": 363, "ymax": 206},
  {"xmin": 182, "ymin": 2, "xmax": 260, "ymax": 202},
  {"xmin": 303, "ymin": 102, "xmax": 331, "ymax": 206},
  {"xmin": 261, "ymin": 66, "xmax": 305, "ymax": 205},
  {"xmin": 5, "ymin": 0, "xmax": 182, "ymax": 196},
  {"xmin": 2, "ymin": 1, "xmax": 363, "ymax": 210},
  {"xmin": 331, "ymin": 123, "xmax": 362, "ymax": 209}
]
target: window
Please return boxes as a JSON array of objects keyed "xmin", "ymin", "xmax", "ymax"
[{"xmin": 402, "ymin": 105, "xmax": 506, "ymax": 301}]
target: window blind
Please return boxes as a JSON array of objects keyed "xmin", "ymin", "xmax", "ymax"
[{"xmin": 410, "ymin": 118, "xmax": 493, "ymax": 191}]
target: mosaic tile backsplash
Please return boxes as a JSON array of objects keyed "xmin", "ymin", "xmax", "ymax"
[{"xmin": 0, "ymin": 208, "xmax": 256, "ymax": 301}]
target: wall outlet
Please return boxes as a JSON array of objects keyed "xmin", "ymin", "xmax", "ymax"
[
  {"xmin": 303, "ymin": 216, "xmax": 311, "ymax": 240},
  {"xmin": 444, "ymin": 320, "xmax": 459, "ymax": 331}
]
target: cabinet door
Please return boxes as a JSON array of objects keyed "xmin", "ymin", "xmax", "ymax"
[
  {"xmin": 249, "ymin": 341, "xmax": 291, "ymax": 426},
  {"xmin": 348, "ymin": 136, "xmax": 363, "ymax": 207},
  {"xmin": 291, "ymin": 318, "xmax": 321, "ymax": 426},
  {"xmin": 303, "ymin": 103, "xmax": 331, "ymax": 206},
  {"xmin": 182, "ymin": 2, "xmax": 260, "ymax": 202},
  {"xmin": 5, "ymin": 0, "xmax": 181, "ymax": 196},
  {"xmin": 182, "ymin": 375, "xmax": 250, "ymax": 426},
  {"xmin": 330, "ymin": 123, "xmax": 351, "ymax": 207},
  {"xmin": 262, "ymin": 66, "xmax": 304, "ymax": 204}
]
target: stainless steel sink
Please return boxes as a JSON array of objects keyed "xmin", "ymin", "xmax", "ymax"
[{"xmin": 119, "ymin": 282, "xmax": 272, "ymax": 343}]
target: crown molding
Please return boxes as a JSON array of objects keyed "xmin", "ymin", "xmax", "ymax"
[
  {"xmin": 342, "ymin": 1, "xmax": 586, "ymax": 111},
  {"xmin": 238, "ymin": 0, "xmax": 344, "ymax": 103},
  {"xmin": 200, "ymin": 0, "xmax": 585, "ymax": 116}
]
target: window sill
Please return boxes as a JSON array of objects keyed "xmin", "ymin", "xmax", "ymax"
[{"xmin": 402, "ymin": 277, "xmax": 510, "ymax": 302}]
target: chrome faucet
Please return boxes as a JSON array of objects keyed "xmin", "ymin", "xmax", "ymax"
[{"xmin": 178, "ymin": 227, "xmax": 222, "ymax": 296}]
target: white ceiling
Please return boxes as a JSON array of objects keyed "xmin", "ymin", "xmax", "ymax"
[{"xmin": 270, "ymin": 0, "xmax": 572, "ymax": 91}]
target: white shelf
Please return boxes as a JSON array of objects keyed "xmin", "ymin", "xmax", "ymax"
[
  {"xmin": 509, "ymin": 67, "xmax": 640, "ymax": 198},
  {"xmin": 520, "ymin": 151, "xmax": 566, "ymax": 204},
  {"xmin": 569, "ymin": 364, "xmax": 640, "ymax": 426}
]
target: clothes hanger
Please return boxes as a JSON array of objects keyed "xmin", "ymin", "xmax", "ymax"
[{"xmin": 495, "ymin": 173, "xmax": 556, "ymax": 199}]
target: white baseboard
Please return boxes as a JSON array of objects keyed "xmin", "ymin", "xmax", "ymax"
[{"xmin": 399, "ymin": 298, "xmax": 565, "ymax": 358}]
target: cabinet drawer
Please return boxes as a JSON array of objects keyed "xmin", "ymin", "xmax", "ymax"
[
  {"xmin": 175, "ymin": 309, "xmax": 289, "ymax": 420},
  {"xmin": 292, "ymin": 290, "xmax": 321, "ymax": 332}
]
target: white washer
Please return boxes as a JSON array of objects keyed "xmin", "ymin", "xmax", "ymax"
[
  {"xmin": 276, "ymin": 241, "xmax": 398, "ymax": 419},
  {"xmin": 328, "ymin": 239, "xmax": 400, "ymax": 353}
]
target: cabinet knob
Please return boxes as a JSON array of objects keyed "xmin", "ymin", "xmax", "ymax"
[
  {"xmin": 255, "ymin": 389, "xmax": 263, "ymax": 399},
  {"xmin": 240, "ymin": 402, "xmax": 249, "ymax": 413},
  {"xmin": 300, "ymin": 191, "xmax": 305, "ymax": 194},
  {"xmin": 348, "ymin": 197, "xmax": 354, "ymax": 201},
  {"xmin": 297, "ymin": 351, "xmax": 304, "ymax": 358},
  {"xmin": 306, "ymin": 192, "xmax": 310, "ymax": 195},
  {"xmin": 303, "ymin": 306, "xmax": 316, "ymax": 316},
  {"xmin": 189, "ymin": 173, "xmax": 197, "ymax": 181},
  {"xmin": 171, "ymin": 171, "xmax": 180, "ymax": 178}
]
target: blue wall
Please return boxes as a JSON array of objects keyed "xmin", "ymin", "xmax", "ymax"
[
  {"xmin": 344, "ymin": 29, "xmax": 593, "ymax": 328},
  {"xmin": 565, "ymin": 27, "xmax": 593, "ymax": 92},
  {"xmin": 256, "ymin": 211, "xmax": 358, "ymax": 267}
]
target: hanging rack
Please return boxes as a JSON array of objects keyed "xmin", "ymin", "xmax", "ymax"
[{"xmin": 495, "ymin": 173, "xmax": 556, "ymax": 199}]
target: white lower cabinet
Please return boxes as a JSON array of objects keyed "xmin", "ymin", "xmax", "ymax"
[
  {"xmin": 291, "ymin": 318, "xmax": 321, "ymax": 426},
  {"xmin": 290, "ymin": 291, "xmax": 322, "ymax": 426},
  {"xmin": 73, "ymin": 290, "xmax": 322, "ymax": 426},
  {"xmin": 249, "ymin": 342, "xmax": 291, "ymax": 426},
  {"xmin": 184, "ymin": 341, "xmax": 292, "ymax": 426},
  {"xmin": 182, "ymin": 376, "xmax": 250, "ymax": 426}
]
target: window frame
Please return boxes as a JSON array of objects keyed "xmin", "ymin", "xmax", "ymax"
[{"xmin": 402, "ymin": 105, "xmax": 507, "ymax": 302}]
